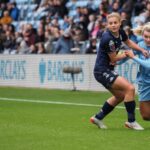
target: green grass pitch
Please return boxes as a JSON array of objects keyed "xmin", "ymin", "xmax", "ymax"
[{"xmin": 0, "ymin": 87, "xmax": 150, "ymax": 150}]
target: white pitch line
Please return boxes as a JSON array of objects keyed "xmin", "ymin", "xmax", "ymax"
[{"xmin": 0, "ymin": 97, "xmax": 139, "ymax": 110}]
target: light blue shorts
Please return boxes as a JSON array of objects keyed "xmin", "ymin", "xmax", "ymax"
[{"xmin": 138, "ymin": 83, "xmax": 150, "ymax": 101}]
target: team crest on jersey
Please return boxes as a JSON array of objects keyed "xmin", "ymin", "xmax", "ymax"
[{"xmin": 109, "ymin": 40, "xmax": 115, "ymax": 51}]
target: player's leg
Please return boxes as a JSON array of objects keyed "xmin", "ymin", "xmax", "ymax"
[
  {"xmin": 98, "ymin": 74, "xmax": 136, "ymax": 123},
  {"xmin": 111, "ymin": 76, "xmax": 143, "ymax": 130},
  {"xmin": 95, "ymin": 89, "xmax": 125, "ymax": 118},
  {"xmin": 91, "ymin": 71, "xmax": 125, "ymax": 128},
  {"xmin": 111, "ymin": 76, "xmax": 136, "ymax": 120},
  {"xmin": 108, "ymin": 89, "xmax": 125, "ymax": 106},
  {"xmin": 90, "ymin": 90, "xmax": 124, "ymax": 129},
  {"xmin": 111, "ymin": 76, "xmax": 135, "ymax": 102},
  {"xmin": 138, "ymin": 83, "xmax": 150, "ymax": 120},
  {"xmin": 140, "ymin": 101, "xmax": 150, "ymax": 121},
  {"xmin": 91, "ymin": 69, "xmax": 124, "ymax": 120}
]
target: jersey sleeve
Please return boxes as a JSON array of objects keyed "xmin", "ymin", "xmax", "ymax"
[{"xmin": 133, "ymin": 57, "xmax": 150, "ymax": 69}]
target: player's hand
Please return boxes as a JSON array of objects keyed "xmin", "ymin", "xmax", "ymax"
[
  {"xmin": 109, "ymin": 62, "xmax": 116, "ymax": 66},
  {"xmin": 125, "ymin": 50, "xmax": 135, "ymax": 58},
  {"xmin": 142, "ymin": 49, "xmax": 149, "ymax": 58}
]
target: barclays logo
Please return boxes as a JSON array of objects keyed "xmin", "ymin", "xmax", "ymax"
[
  {"xmin": 39, "ymin": 59, "xmax": 46, "ymax": 83},
  {"xmin": 38, "ymin": 59, "xmax": 84, "ymax": 84}
]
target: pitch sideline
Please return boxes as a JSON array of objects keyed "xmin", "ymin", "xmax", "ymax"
[{"xmin": 0, "ymin": 97, "xmax": 139, "ymax": 110}]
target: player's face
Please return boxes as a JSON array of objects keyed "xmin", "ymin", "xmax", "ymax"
[
  {"xmin": 143, "ymin": 30, "xmax": 150, "ymax": 46},
  {"xmin": 107, "ymin": 17, "xmax": 121, "ymax": 34}
]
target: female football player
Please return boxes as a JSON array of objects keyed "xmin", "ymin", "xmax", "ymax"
[
  {"xmin": 125, "ymin": 23, "xmax": 150, "ymax": 121},
  {"xmin": 90, "ymin": 12, "xmax": 149, "ymax": 130}
]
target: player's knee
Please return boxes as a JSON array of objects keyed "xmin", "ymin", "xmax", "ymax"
[
  {"xmin": 128, "ymin": 84, "xmax": 135, "ymax": 92},
  {"xmin": 141, "ymin": 114, "xmax": 150, "ymax": 121},
  {"xmin": 142, "ymin": 116, "xmax": 150, "ymax": 121},
  {"xmin": 127, "ymin": 84, "xmax": 135, "ymax": 93}
]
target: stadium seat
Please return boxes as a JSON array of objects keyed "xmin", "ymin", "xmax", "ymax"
[
  {"xmin": 76, "ymin": 1, "xmax": 88, "ymax": 7},
  {"xmin": 15, "ymin": 0, "xmax": 33, "ymax": 4},
  {"xmin": 68, "ymin": 10, "xmax": 77, "ymax": 17},
  {"xmin": 94, "ymin": 0, "xmax": 102, "ymax": 7}
]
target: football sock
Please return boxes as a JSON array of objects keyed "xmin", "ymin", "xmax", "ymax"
[
  {"xmin": 124, "ymin": 101, "xmax": 136, "ymax": 122},
  {"xmin": 95, "ymin": 101, "xmax": 114, "ymax": 120}
]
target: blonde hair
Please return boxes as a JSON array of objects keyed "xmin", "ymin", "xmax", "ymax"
[
  {"xmin": 142, "ymin": 22, "xmax": 150, "ymax": 34},
  {"xmin": 106, "ymin": 12, "xmax": 121, "ymax": 22},
  {"xmin": 132, "ymin": 22, "xmax": 150, "ymax": 35}
]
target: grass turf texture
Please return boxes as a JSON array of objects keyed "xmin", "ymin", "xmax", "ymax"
[{"xmin": 0, "ymin": 87, "xmax": 150, "ymax": 150}]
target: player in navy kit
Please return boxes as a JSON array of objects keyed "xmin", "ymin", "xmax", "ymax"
[{"xmin": 90, "ymin": 12, "xmax": 149, "ymax": 130}]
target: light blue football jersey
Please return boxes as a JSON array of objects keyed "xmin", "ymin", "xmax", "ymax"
[{"xmin": 136, "ymin": 41, "xmax": 150, "ymax": 84}]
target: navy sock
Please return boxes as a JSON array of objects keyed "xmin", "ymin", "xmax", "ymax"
[
  {"xmin": 95, "ymin": 101, "xmax": 114, "ymax": 120},
  {"xmin": 124, "ymin": 101, "xmax": 136, "ymax": 122}
]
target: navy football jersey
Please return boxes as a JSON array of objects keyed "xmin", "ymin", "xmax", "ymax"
[{"xmin": 94, "ymin": 29, "xmax": 128, "ymax": 72}]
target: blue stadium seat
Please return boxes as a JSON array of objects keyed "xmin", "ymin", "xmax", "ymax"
[
  {"xmin": 15, "ymin": 0, "xmax": 33, "ymax": 4},
  {"xmin": 68, "ymin": 10, "xmax": 77, "ymax": 17},
  {"xmin": 94, "ymin": 0, "xmax": 102, "ymax": 7},
  {"xmin": 11, "ymin": 21, "xmax": 18, "ymax": 28},
  {"xmin": 76, "ymin": 1, "xmax": 88, "ymax": 7}
]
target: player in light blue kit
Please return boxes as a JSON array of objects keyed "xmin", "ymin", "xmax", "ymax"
[
  {"xmin": 126, "ymin": 23, "xmax": 150, "ymax": 121},
  {"xmin": 132, "ymin": 55, "xmax": 150, "ymax": 69}
]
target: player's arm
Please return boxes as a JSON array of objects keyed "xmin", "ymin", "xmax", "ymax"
[
  {"xmin": 106, "ymin": 38, "xmax": 127, "ymax": 64},
  {"xmin": 108, "ymin": 51, "xmax": 127, "ymax": 64},
  {"xmin": 133, "ymin": 57, "xmax": 150, "ymax": 69},
  {"xmin": 125, "ymin": 50, "xmax": 150, "ymax": 69},
  {"xmin": 124, "ymin": 39, "xmax": 149, "ymax": 57}
]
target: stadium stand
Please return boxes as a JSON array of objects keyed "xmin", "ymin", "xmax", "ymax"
[{"xmin": 0, "ymin": 0, "xmax": 150, "ymax": 54}]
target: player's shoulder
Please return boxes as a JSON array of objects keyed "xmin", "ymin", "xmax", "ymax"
[
  {"xmin": 138, "ymin": 41, "xmax": 150, "ymax": 52},
  {"xmin": 102, "ymin": 30, "xmax": 112, "ymax": 38},
  {"xmin": 101, "ymin": 30, "xmax": 113, "ymax": 42},
  {"xmin": 138, "ymin": 40, "xmax": 146, "ymax": 48}
]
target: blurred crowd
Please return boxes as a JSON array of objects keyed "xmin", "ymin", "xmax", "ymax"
[{"xmin": 0, "ymin": 0, "xmax": 150, "ymax": 54}]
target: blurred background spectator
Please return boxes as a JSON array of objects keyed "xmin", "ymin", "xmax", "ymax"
[
  {"xmin": 53, "ymin": 28, "xmax": 74, "ymax": 54},
  {"xmin": 0, "ymin": 0, "xmax": 150, "ymax": 54}
]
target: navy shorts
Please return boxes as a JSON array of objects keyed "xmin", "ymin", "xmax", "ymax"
[{"xmin": 94, "ymin": 69, "xmax": 119, "ymax": 89}]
